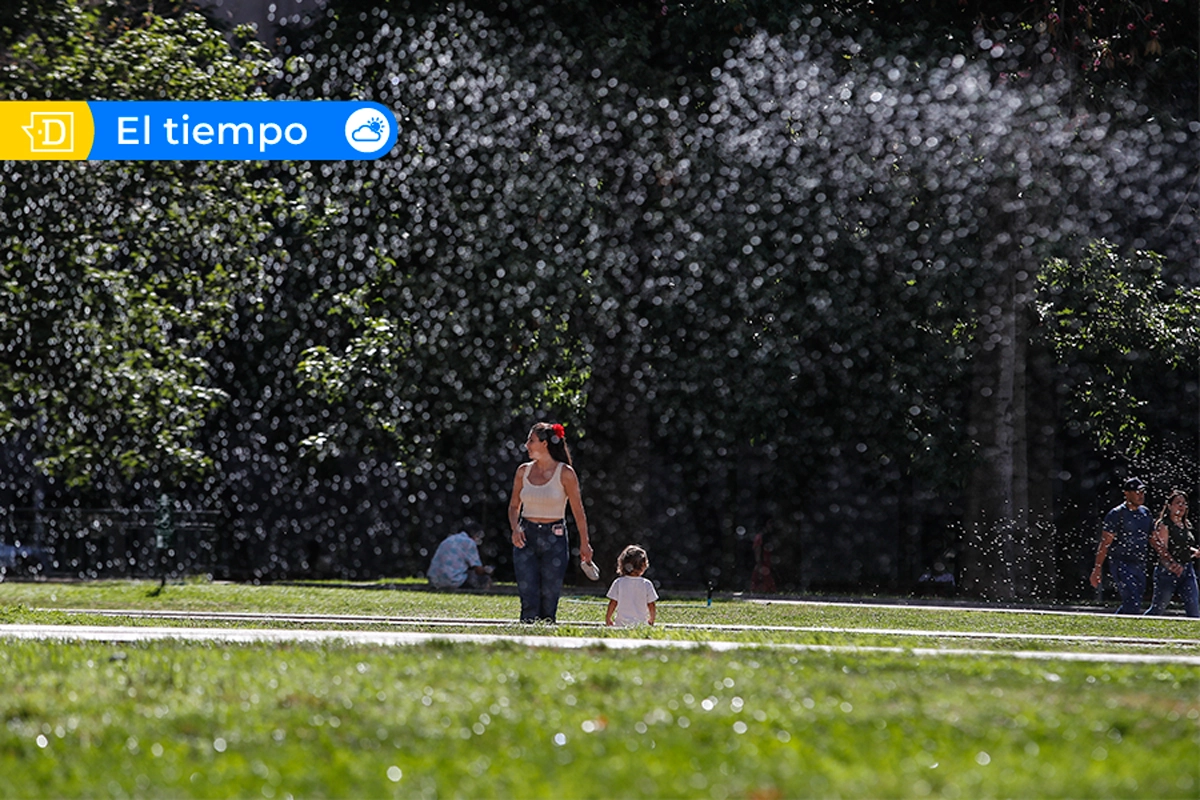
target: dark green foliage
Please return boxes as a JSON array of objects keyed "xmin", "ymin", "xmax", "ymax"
[
  {"xmin": 289, "ymin": 7, "xmax": 600, "ymax": 473},
  {"xmin": 0, "ymin": 1, "xmax": 1196, "ymax": 591},
  {"xmin": 0, "ymin": 5, "xmax": 288, "ymax": 486},
  {"xmin": 1038, "ymin": 241, "xmax": 1200, "ymax": 454}
]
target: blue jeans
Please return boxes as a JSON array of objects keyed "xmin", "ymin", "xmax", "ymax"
[
  {"xmin": 1108, "ymin": 558, "xmax": 1147, "ymax": 615},
  {"xmin": 1145, "ymin": 563, "xmax": 1200, "ymax": 618},
  {"xmin": 513, "ymin": 519, "xmax": 569, "ymax": 623}
]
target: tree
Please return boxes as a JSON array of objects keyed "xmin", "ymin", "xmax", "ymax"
[
  {"xmin": 289, "ymin": 7, "xmax": 600, "ymax": 478},
  {"xmin": 1037, "ymin": 241, "xmax": 1200, "ymax": 456},
  {"xmin": 0, "ymin": 5, "xmax": 287, "ymax": 488},
  {"xmin": 621, "ymin": 21, "xmax": 1196, "ymax": 596},
  {"xmin": 284, "ymin": 2, "xmax": 1198, "ymax": 592}
]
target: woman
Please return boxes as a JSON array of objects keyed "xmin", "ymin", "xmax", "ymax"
[
  {"xmin": 1144, "ymin": 488, "xmax": 1200, "ymax": 618},
  {"xmin": 507, "ymin": 422, "xmax": 592, "ymax": 623}
]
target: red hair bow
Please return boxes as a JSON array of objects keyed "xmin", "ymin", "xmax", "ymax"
[{"xmin": 551, "ymin": 423, "xmax": 566, "ymax": 442}]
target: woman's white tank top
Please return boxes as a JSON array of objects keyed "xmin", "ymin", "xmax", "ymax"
[{"xmin": 520, "ymin": 462, "xmax": 568, "ymax": 519}]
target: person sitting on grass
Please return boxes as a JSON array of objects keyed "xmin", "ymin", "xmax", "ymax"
[
  {"xmin": 428, "ymin": 521, "xmax": 493, "ymax": 590},
  {"xmin": 605, "ymin": 544, "xmax": 658, "ymax": 627}
]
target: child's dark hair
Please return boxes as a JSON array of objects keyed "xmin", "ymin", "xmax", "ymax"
[{"xmin": 617, "ymin": 544, "xmax": 649, "ymax": 576}]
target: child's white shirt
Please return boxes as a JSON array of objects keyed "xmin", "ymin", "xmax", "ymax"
[{"xmin": 606, "ymin": 575, "xmax": 659, "ymax": 626}]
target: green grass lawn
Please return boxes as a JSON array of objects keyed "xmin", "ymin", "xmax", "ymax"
[
  {"xmin": 0, "ymin": 580, "xmax": 1196, "ymax": 798},
  {"xmin": 0, "ymin": 579, "xmax": 1196, "ymax": 652}
]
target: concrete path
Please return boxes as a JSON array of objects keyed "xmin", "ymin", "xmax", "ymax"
[
  {"xmin": 3, "ymin": 622, "xmax": 1200, "ymax": 666},
  {"xmin": 46, "ymin": 607, "xmax": 1200, "ymax": 649}
]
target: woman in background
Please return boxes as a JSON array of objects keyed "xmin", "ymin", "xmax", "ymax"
[{"xmin": 1144, "ymin": 488, "xmax": 1200, "ymax": 617}]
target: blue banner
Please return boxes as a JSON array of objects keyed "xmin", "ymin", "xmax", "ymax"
[{"xmin": 82, "ymin": 101, "xmax": 397, "ymax": 161}]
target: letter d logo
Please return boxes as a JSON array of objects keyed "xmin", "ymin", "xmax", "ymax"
[
  {"xmin": 0, "ymin": 102, "xmax": 92, "ymax": 160},
  {"xmin": 23, "ymin": 112, "xmax": 74, "ymax": 152}
]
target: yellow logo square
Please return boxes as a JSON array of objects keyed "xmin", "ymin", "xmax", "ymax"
[
  {"xmin": 0, "ymin": 102, "xmax": 92, "ymax": 160},
  {"xmin": 23, "ymin": 112, "xmax": 75, "ymax": 152}
]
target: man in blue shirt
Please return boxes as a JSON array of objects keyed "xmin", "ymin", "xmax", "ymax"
[
  {"xmin": 428, "ymin": 521, "xmax": 492, "ymax": 590},
  {"xmin": 1089, "ymin": 477, "xmax": 1153, "ymax": 614}
]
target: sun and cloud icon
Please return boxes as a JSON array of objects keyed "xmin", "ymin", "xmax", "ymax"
[
  {"xmin": 351, "ymin": 117, "xmax": 385, "ymax": 142},
  {"xmin": 344, "ymin": 108, "xmax": 393, "ymax": 154}
]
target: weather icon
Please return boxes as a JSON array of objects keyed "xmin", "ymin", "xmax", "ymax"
[
  {"xmin": 351, "ymin": 116, "xmax": 385, "ymax": 142},
  {"xmin": 344, "ymin": 107, "xmax": 393, "ymax": 154}
]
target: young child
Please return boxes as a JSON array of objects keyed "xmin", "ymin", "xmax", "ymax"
[{"xmin": 605, "ymin": 545, "xmax": 658, "ymax": 627}]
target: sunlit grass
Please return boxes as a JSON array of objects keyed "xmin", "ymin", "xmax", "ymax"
[
  {"xmin": 0, "ymin": 581, "xmax": 1197, "ymax": 797},
  {"xmin": 0, "ymin": 580, "xmax": 1197, "ymax": 656},
  {"xmin": 0, "ymin": 639, "xmax": 1195, "ymax": 799}
]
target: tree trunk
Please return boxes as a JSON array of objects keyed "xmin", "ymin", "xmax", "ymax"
[
  {"xmin": 960, "ymin": 244, "xmax": 1038, "ymax": 601},
  {"xmin": 1021, "ymin": 318, "xmax": 1060, "ymax": 602}
]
